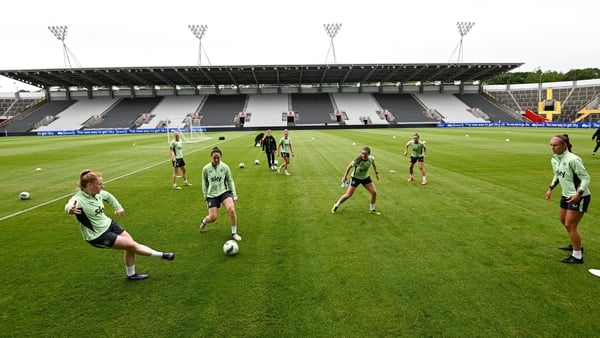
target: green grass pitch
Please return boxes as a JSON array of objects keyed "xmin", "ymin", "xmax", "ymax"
[{"xmin": 1, "ymin": 127, "xmax": 599, "ymax": 337}]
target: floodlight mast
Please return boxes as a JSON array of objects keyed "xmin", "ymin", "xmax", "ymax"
[
  {"xmin": 48, "ymin": 25, "xmax": 81, "ymax": 68},
  {"xmin": 534, "ymin": 66, "xmax": 543, "ymax": 102},
  {"xmin": 189, "ymin": 24, "xmax": 211, "ymax": 66},
  {"xmin": 323, "ymin": 23, "xmax": 342, "ymax": 64},
  {"xmin": 448, "ymin": 21, "xmax": 475, "ymax": 63}
]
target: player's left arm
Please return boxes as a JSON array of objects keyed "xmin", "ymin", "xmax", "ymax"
[
  {"xmin": 372, "ymin": 161, "xmax": 380, "ymax": 181},
  {"xmin": 572, "ymin": 159, "xmax": 591, "ymax": 193},
  {"xmin": 101, "ymin": 190, "xmax": 124, "ymax": 216},
  {"xmin": 226, "ymin": 167, "xmax": 237, "ymax": 198}
]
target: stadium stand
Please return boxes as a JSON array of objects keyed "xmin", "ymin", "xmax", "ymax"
[
  {"xmin": 0, "ymin": 97, "xmax": 39, "ymax": 120},
  {"xmin": 332, "ymin": 93, "xmax": 387, "ymax": 125},
  {"xmin": 138, "ymin": 95, "xmax": 205, "ymax": 129},
  {"xmin": 244, "ymin": 94, "xmax": 289, "ymax": 127},
  {"xmin": 454, "ymin": 93, "xmax": 522, "ymax": 122},
  {"xmin": 36, "ymin": 98, "xmax": 120, "ymax": 131},
  {"xmin": 198, "ymin": 94, "xmax": 246, "ymax": 127},
  {"xmin": 290, "ymin": 93, "xmax": 335, "ymax": 125},
  {"xmin": 372, "ymin": 93, "xmax": 435, "ymax": 123},
  {"xmin": 486, "ymin": 80, "xmax": 600, "ymax": 122},
  {"xmin": 1, "ymin": 100, "xmax": 75, "ymax": 133},
  {"xmin": 94, "ymin": 97, "xmax": 162, "ymax": 129},
  {"xmin": 414, "ymin": 93, "xmax": 487, "ymax": 123}
]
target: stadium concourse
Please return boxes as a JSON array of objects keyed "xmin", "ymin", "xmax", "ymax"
[{"xmin": 2, "ymin": 62, "xmax": 599, "ymax": 135}]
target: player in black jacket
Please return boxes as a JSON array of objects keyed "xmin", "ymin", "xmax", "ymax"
[
  {"xmin": 262, "ymin": 129, "xmax": 278, "ymax": 170},
  {"xmin": 592, "ymin": 127, "xmax": 600, "ymax": 155}
]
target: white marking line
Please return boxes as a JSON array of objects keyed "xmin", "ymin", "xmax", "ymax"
[
  {"xmin": 1, "ymin": 134, "xmax": 241, "ymax": 222},
  {"xmin": 0, "ymin": 161, "xmax": 165, "ymax": 222}
]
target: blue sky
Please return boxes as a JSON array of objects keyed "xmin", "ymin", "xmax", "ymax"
[{"xmin": 1, "ymin": 0, "xmax": 598, "ymax": 91}]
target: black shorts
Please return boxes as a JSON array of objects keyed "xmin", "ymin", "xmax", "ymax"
[
  {"xmin": 172, "ymin": 158, "xmax": 186, "ymax": 168},
  {"xmin": 87, "ymin": 220, "xmax": 125, "ymax": 248},
  {"xmin": 281, "ymin": 152, "xmax": 290, "ymax": 158},
  {"xmin": 410, "ymin": 156, "xmax": 424, "ymax": 163},
  {"xmin": 350, "ymin": 176, "xmax": 373, "ymax": 187},
  {"xmin": 206, "ymin": 191, "xmax": 234, "ymax": 209},
  {"xmin": 560, "ymin": 195, "xmax": 591, "ymax": 213}
]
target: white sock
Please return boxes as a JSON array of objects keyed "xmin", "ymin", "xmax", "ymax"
[
  {"xmin": 370, "ymin": 203, "xmax": 375, "ymax": 210},
  {"xmin": 573, "ymin": 250, "xmax": 582, "ymax": 259},
  {"xmin": 150, "ymin": 250, "xmax": 163, "ymax": 258},
  {"xmin": 126, "ymin": 265, "xmax": 135, "ymax": 276},
  {"xmin": 232, "ymin": 226, "xmax": 238, "ymax": 234},
  {"xmin": 422, "ymin": 176, "xmax": 427, "ymax": 181}
]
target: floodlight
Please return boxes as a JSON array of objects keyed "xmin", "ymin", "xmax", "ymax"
[
  {"xmin": 48, "ymin": 25, "xmax": 81, "ymax": 68},
  {"xmin": 189, "ymin": 24, "xmax": 211, "ymax": 66},
  {"xmin": 448, "ymin": 22, "xmax": 475, "ymax": 63},
  {"xmin": 323, "ymin": 23, "xmax": 342, "ymax": 64}
]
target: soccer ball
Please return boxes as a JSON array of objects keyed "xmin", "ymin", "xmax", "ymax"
[
  {"xmin": 239, "ymin": 162, "xmax": 245, "ymax": 168},
  {"xmin": 19, "ymin": 192, "xmax": 30, "ymax": 200},
  {"xmin": 254, "ymin": 159, "xmax": 260, "ymax": 165},
  {"xmin": 223, "ymin": 240, "xmax": 239, "ymax": 256}
]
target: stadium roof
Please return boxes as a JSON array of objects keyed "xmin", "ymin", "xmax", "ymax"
[{"xmin": 0, "ymin": 63, "xmax": 522, "ymax": 90}]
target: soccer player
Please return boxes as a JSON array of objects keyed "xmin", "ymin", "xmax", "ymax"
[
  {"xmin": 65, "ymin": 169, "xmax": 174, "ymax": 281},
  {"xmin": 592, "ymin": 126, "xmax": 600, "ymax": 155},
  {"xmin": 262, "ymin": 129, "xmax": 278, "ymax": 170},
  {"xmin": 332, "ymin": 146, "xmax": 381, "ymax": 215},
  {"xmin": 545, "ymin": 134, "xmax": 591, "ymax": 264},
  {"xmin": 170, "ymin": 131, "xmax": 191, "ymax": 189},
  {"xmin": 277, "ymin": 129, "xmax": 295, "ymax": 175},
  {"xmin": 199, "ymin": 147, "xmax": 242, "ymax": 241},
  {"xmin": 404, "ymin": 133, "xmax": 427, "ymax": 185}
]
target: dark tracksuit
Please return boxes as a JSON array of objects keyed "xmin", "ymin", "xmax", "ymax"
[{"xmin": 262, "ymin": 135, "xmax": 277, "ymax": 167}]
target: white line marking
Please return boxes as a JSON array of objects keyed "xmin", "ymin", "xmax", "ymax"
[{"xmin": 1, "ymin": 133, "xmax": 244, "ymax": 222}]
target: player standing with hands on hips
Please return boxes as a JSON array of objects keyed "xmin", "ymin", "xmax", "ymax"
[
  {"xmin": 332, "ymin": 146, "xmax": 381, "ymax": 215},
  {"xmin": 199, "ymin": 147, "xmax": 242, "ymax": 241},
  {"xmin": 170, "ymin": 131, "xmax": 191, "ymax": 189},
  {"xmin": 65, "ymin": 169, "xmax": 174, "ymax": 281},
  {"xmin": 545, "ymin": 134, "xmax": 591, "ymax": 264},
  {"xmin": 404, "ymin": 133, "xmax": 427, "ymax": 185}
]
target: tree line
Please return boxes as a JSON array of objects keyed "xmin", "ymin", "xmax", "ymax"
[{"xmin": 488, "ymin": 68, "xmax": 600, "ymax": 85}]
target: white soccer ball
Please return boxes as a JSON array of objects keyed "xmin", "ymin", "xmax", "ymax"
[
  {"xmin": 239, "ymin": 162, "xmax": 245, "ymax": 168},
  {"xmin": 254, "ymin": 159, "xmax": 260, "ymax": 165},
  {"xmin": 19, "ymin": 192, "xmax": 30, "ymax": 200},
  {"xmin": 223, "ymin": 240, "xmax": 239, "ymax": 256}
]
